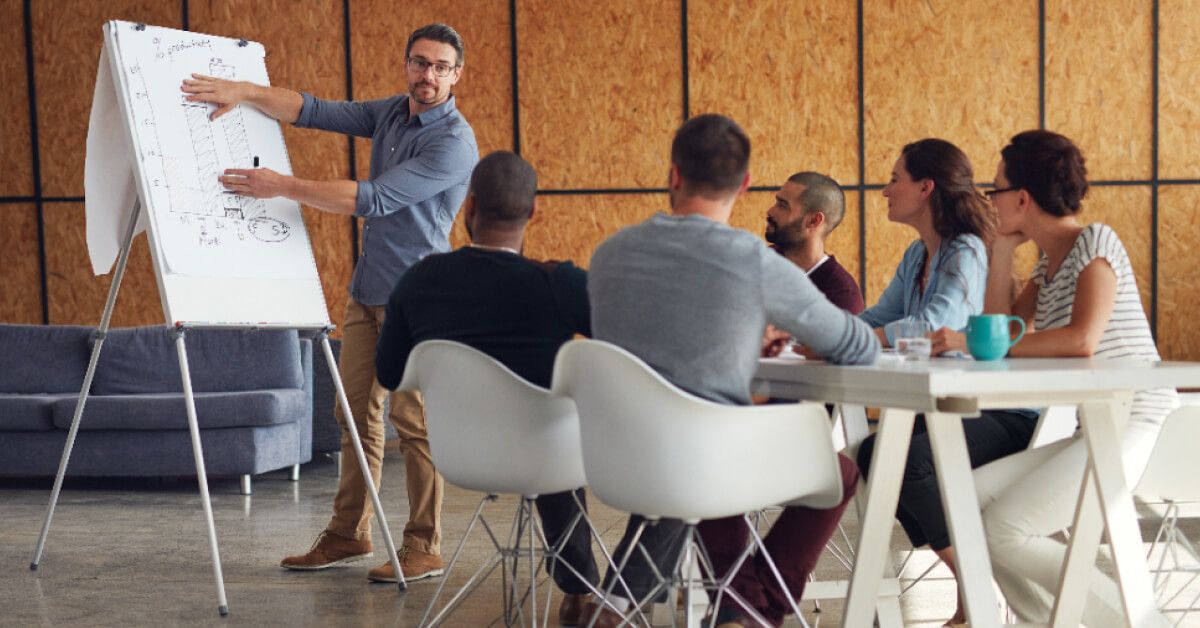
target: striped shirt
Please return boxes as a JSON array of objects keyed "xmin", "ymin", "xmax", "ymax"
[{"xmin": 1032, "ymin": 223, "xmax": 1177, "ymax": 426}]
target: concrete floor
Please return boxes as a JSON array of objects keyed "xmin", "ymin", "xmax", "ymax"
[{"xmin": 2, "ymin": 449, "xmax": 1197, "ymax": 627}]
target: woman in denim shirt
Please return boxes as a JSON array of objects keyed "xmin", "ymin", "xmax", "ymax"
[
  {"xmin": 855, "ymin": 138, "xmax": 1040, "ymax": 626},
  {"xmin": 859, "ymin": 139, "xmax": 991, "ymax": 344}
]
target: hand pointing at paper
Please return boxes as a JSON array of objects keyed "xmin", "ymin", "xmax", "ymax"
[
  {"xmin": 218, "ymin": 167, "xmax": 359, "ymax": 215},
  {"xmin": 181, "ymin": 73, "xmax": 303, "ymax": 123},
  {"xmin": 220, "ymin": 168, "xmax": 288, "ymax": 199}
]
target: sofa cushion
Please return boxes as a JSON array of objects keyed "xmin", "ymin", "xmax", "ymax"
[
  {"xmin": 0, "ymin": 324, "xmax": 92, "ymax": 394},
  {"xmin": 91, "ymin": 327, "xmax": 302, "ymax": 394},
  {"xmin": 52, "ymin": 389, "xmax": 308, "ymax": 430},
  {"xmin": 0, "ymin": 393, "xmax": 70, "ymax": 431}
]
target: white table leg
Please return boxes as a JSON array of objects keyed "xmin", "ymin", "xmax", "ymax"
[
  {"xmin": 925, "ymin": 412, "xmax": 1000, "ymax": 628},
  {"xmin": 843, "ymin": 408, "xmax": 915, "ymax": 628},
  {"xmin": 1078, "ymin": 398, "xmax": 1158, "ymax": 627},
  {"xmin": 1050, "ymin": 467, "xmax": 1103, "ymax": 628}
]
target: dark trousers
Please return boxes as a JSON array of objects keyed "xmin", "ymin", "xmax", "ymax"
[
  {"xmin": 537, "ymin": 488, "xmax": 600, "ymax": 594},
  {"xmin": 697, "ymin": 454, "xmax": 859, "ymax": 627},
  {"xmin": 855, "ymin": 410, "xmax": 1038, "ymax": 550},
  {"xmin": 601, "ymin": 516, "xmax": 690, "ymax": 603}
]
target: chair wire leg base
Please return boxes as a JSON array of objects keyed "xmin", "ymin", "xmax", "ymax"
[{"xmin": 586, "ymin": 520, "xmax": 653, "ymax": 628}]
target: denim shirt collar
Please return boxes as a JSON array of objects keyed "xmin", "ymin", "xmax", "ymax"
[{"xmin": 403, "ymin": 94, "xmax": 458, "ymax": 127}]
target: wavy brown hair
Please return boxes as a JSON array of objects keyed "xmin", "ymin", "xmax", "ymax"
[{"xmin": 901, "ymin": 138, "xmax": 996, "ymax": 244}]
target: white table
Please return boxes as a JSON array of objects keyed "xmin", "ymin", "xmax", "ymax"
[{"xmin": 754, "ymin": 356, "xmax": 1200, "ymax": 628}]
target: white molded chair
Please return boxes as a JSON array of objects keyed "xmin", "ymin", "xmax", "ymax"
[
  {"xmin": 1134, "ymin": 404, "xmax": 1200, "ymax": 625},
  {"xmin": 399, "ymin": 340, "xmax": 604, "ymax": 627},
  {"xmin": 552, "ymin": 339, "xmax": 845, "ymax": 628}
]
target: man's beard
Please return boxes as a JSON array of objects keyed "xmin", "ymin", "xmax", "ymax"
[
  {"xmin": 409, "ymin": 81, "xmax": 439, "ymax": 104},
  {"xmin": 766, "ymin": 220, "xmax": 807, "ymax": 252}
]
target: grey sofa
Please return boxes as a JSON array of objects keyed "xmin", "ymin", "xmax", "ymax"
[{"xmin": 0, "ymin": 324, "xmax": 312, "ymax": 493}]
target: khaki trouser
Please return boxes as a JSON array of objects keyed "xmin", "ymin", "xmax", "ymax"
[{"xmin": 325, "ymin": 298, "xmax": 443, "ymax": 555}]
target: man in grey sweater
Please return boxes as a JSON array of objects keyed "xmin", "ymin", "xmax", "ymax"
[{"xmin": 584, "ymin": 114, "xmax": 879, "ymax": 627}]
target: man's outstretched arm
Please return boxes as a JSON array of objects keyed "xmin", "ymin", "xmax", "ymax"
[{"xmin": 181, "ymin": 73, "xmax": 303, "ymax": 122}]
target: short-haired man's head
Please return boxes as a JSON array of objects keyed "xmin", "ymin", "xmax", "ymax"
[
  {"xmin": 468, "ymin": 151, "xmax": 538, "ymax": 224},
  {"xmin": 787, "ymin": 171, "xmax": 846, "ymax": 235},
  {"xmin": 670, "ymin": 114, "xmax": 750, "ymax": 199},
  {"xmin": 406, "ymin": 23, "xmax": 465, "ymax": 67},
  {"xmin": 1000, "ymin": 130, "xmax": 1089, "ymax": 217}
]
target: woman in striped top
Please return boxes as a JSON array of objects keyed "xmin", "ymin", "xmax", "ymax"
[{"xmin": 936, "ymin": 130, "xmax": 1177, "ymax": 626}]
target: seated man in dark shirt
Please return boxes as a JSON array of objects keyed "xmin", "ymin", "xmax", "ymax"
[
  {"xmin": 762, "ymin": 171, "xmax": 865, "ymax": 358},
  {"xmin": 374, "ymin": 150, "xmax": 598, "ymax": 625},
  {"xmin": 765, "ymin": 171, "xmax": 864, "ymax": 314}
]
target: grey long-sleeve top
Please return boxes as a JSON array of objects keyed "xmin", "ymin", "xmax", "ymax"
[{"xmin": 588, "ymin": 212, "xmax": 880, "ymax": 406}]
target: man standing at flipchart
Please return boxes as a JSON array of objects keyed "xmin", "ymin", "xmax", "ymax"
[{"xmin": 183, "ymin": 23, "xmax": 477, "ymax": 583}]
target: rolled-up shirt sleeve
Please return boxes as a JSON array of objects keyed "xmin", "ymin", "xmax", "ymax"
[
  {"xmin": 355, "ymin": 134, "xmax": 478, "ymax": 218},
  {"xmin": 294, "ymin": 92, "xmax": 389, "ymax": 138}
]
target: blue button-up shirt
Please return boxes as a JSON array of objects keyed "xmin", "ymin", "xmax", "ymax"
[
  {"xmin": 295, "ymin": 93, "xmax": 478, "ymax": 305},
  {"xmin": 860, "ymin": 234, "xmax": 987, "ymax": 345}
]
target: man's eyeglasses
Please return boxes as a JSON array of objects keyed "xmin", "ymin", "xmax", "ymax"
[
  {"xmin": 984, "ymin": 186, "xmax": 1019, "ymax": 198},
  {"xmin": 406, "ymin": 57, "xmax": 456, "ymax": 78}
]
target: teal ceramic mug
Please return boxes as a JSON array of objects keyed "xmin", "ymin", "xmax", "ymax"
[{"xmin": 966, "ymin": 314, "xmax": 1026, "ymax": 361}]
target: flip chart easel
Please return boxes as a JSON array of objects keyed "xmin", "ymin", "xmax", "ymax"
[{"xmin": 28, "ymin": 20, "xmax": 407, "ymax": 616}]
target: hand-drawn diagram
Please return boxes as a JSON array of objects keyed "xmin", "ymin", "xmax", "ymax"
[
  {"xmin": 104, "ymin": 21, "xmax": 317, "ymax": 283},
  {"xmin": 128, "ymin": 49, "xmax": 291, "ymax": 253}
]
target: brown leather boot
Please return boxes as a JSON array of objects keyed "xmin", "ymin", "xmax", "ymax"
[
  {"xmin": 578, "ymin": 599, "xmax": 626, "ymax": 628},
  {"xmin": 280, "ymin": 531, "xmax": 373, "ymax": 570},
  {"xmin": 367, "ymin": 545, "xmax": 445, "ymax": 583},
  {"xmin": 557, "ymin": 593, "xmax": 591, "ymax": 626}
]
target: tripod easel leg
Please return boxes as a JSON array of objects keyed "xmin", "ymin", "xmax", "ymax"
[
  {"xmin": 318, "ymin": 334, "xmax": 407, "ymax": 590},
  {"xmin": 31, "ymin": 199, "xmax": 141, "ymax": 571},
  {"xmin": 173, "ymin": 329, "xmax": 230, "ymax": 616}
]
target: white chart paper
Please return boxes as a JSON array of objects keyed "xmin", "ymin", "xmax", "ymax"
[{"xmin": 106, "ymin": 23, "xmax": 316, "ymax": 281}]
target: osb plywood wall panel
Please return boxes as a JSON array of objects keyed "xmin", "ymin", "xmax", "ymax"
[
  {"xmin": 863, "ymin": 0, "xmax": 1038, "ymax": 186},
  {"xmin": 728, "ymin": 190, "xmax": 862, "ymax": 285},
  {"xmin": 352, "ymin": 0, "xmax": 512, "ymax": 182},
  {"xmin": 33, "ymin": 0, "xmax": 181, "ymax": 197},
  {"xmin": 828, "ymin": 191, "xmax": 862, "ymax": 284},
  {"xmin": 518, "ymin": 0, "xmax": 681, "ymax": 190},
  {"xmin": 729, "ymin": 191, "xmax": 775, "ymax": 239},
  {"xmin": 1157, "ymin": 186, "xmax": 1200, "ymax": 361},
  {"xmin": 1080, "ymin": 186, "xmax": 1153, "ymax": 316},
  {"xmin": 1, "ymin": 0, "xmax": 32, "ymax": 196},
  {"xmin": 1011, "ymin": 240, "xmax": 1041, "ymax": 283},
  {"xmin": 688, "ymin": 1, "xmax": 858, "ymax": 187},
  {"xmin": 524, "ymin": 193, "xmax": 666, "ymax": 265},
  {"xmin": 863, "ymin": 192, "xmax": 910, "ymax": 304},
  {"xmin": 1045, "ymin": 0, "xmax": 1152, "ymax": 181},
  {"xmin": 190, "ymin": 0, "xmax": 351, "ymax": 331},
  {"xmin": 43, "ymin": 203, "xmax": 160, "ymax": 326},
  {"xmin": 1158, "ymin": 1, "xmax": 1200, "ymax": 180},
  {"xmin": 0, "ymin": 205, "xmax": 43, "ymax": 323}
]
